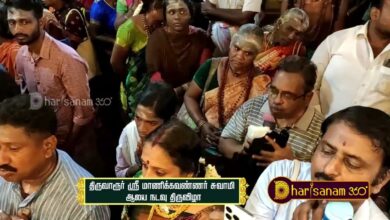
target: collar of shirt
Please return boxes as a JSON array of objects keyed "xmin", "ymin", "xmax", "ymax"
[
  {"xmin": 355, "ymin": 22, "xmax": 369, "ymax": 39},
  {"xmin": 355, "ymin": 21, "xmax": 390, "ymax": 57},
  {"xmin": 263, "ymin": 98, "xmax": 316, "ymax": 131},
  {"xmin": 11, "ymin": 150, "xmax": 62, "ymax": 205},
  {"xmin": 21, "ymin": 32, "xmax": 52, "ymax": 60}
]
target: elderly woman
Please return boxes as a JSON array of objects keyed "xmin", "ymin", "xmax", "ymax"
[
  {"xmin": 122, "ymin": 120, "xmax": 224, "ymax": 220},
  {"xmin": 146, "ymin": 0, "xmax": 214, "ymax": 98},
  {"xmin": 254, "ymin": 8, "xmax": 309, "ymax": 77},
  {"xmin": 184, "ymin": 24, "xmax": 270, "ymax": 147}
]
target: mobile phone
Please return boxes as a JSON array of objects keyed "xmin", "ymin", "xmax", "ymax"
[{"xmin": 246, "ymin": 129, "xmax": 289, "ymax": 154}]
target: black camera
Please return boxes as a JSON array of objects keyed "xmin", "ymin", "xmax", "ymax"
[{"xmin": 245, "ymin": 129, "xmax": 290, "ymax": 155}]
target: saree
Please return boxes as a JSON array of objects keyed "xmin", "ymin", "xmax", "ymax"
[
  {"xmin": 0, "ymin": 41, "xmax": 20, "ymax": 78},
  {"xmin": 254, "ymin": 40, "xmax": 305, "ymax": 77},
  {"xmin": 146, "ymin": 26, "xmax": 214, "ymax": 88},
  {"xmin": 203, "ymin": 57, "xmax": 271, "ymax": 128},
  {"xmin": 116, "ymin": 19, "xmax": 149, "ymax": 118},
  {"xmin": 122, "ymin": 47, "xmax": 149, "ymax": 119}
]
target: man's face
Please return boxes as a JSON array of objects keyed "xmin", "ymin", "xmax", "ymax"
[
  {"xmin": 7, "ymin": 8, "xmax": 41, "ymax": 45},
  {"xmin": 0, "ymin": 125, "xmax": 54, "ymax": 183},
  {"xmin": 268, "ymin": 71, "xmax": 310, "ymax": 119},
  {"xmin": 372, "ymin": 0, "xmax": 390, "ymax": 38},
  {"xmin": 311, "ymin": 122, "xmax": 387, "ymax": 195}
]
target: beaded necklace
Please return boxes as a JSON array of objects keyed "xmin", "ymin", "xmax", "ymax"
[{"xmin": 217, "ymin": 60, "xmax": 254, "ymax": 127}]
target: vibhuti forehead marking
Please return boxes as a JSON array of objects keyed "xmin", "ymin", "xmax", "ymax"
[{"xmin": 233, "ymin": 35, "xmax": 259, "ymax": 52}]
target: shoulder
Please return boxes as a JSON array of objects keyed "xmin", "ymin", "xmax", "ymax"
[
  {"xmin": 324, "ymin": 25, "xmax": 363, "ymax": 46},
  {"xmin": 245, "ymin": 95, "xmax": 268, "ymax": 112},
  {"xmin": 264, "ymin": 160, "xmax": 311, "ymax": 180},
  {"xmin": 58, "ymin": 150, "xmax": 93, "ymax": 181},
  {"xmin": 122, "ymin": 120, "xmax": 138, "ymax": 137}
]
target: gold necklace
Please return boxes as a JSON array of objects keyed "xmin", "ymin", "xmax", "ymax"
[{"xmin": 148, "ymin": 205, "xmax": 190, "ymax": 220}]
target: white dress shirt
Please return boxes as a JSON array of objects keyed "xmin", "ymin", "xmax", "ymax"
[
  {"xmin": 312, "ymin": 22, "xmax": 390, "ymax": 116},
  {"xmin": 245, "ymin": 160, "xmax": 389, "ymax": 220}
]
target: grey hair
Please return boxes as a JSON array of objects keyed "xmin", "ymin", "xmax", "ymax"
[
  {"xmin": 230, "ymin": 23, "xmax": 264, "ymax": 53},
  {"xmin": 276, "ymin": 8, "xmax": 310, "ymax": 32}
]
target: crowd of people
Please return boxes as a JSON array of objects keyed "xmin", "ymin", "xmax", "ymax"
[{"xmin": 0, "ymin": 0, "xmax": 389, "ymax": 219}]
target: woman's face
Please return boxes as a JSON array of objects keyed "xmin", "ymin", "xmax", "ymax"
[
  {"xmin": 273, "ymin": 19, "xmax": 304, "ymax": 46},
  {"xmin": 141, "ymin": 142, "xmax": 192, "ymax": 178},
  {"xmin": 146, "ymin": 9, "xmax": 164, "ymax": 32},
  {"xmin": 228, "ymin": 36, "xmax": 258, "ymax": 71},
  {"xmin": 165, "ymin": 0, "xmax": 191, "ymax": 33},
  {"xmin": 135, "ymin": 105, "xmax": 164, "ymax": 139}
]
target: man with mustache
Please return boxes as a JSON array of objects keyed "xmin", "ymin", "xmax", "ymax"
[
  {"xmin": 0, "ymin": 94, "xmax": 110, "ymax": 219},
  {"xmin": 219, "ymin": 55, "xmax": 323, "ymax": 166},
  {"xmin": 7, "ymin": 0, "xmax": 95, "ymax": 161},
  {"xmin": 245, "ymin": 106, "xmax": 390, "ymax": 219}
]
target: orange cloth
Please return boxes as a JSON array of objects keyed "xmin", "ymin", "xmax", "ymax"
[{"xmin": 0, "ymin": 41, "xmax": 20, "ymax": 78}]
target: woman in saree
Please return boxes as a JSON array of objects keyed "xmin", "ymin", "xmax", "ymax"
[
  {"xmin": 110, "ymin": 0, "xmax": 164, "ymax": 118},
  {"xmin": 122, "ymin": 119, "xmax": 224, "ymax": 220},
  {"xmin": 254, "ymin": 8, "xmax": 309, "ymax": 77},
  {"xmin": 184, "ymin": 24, "xmax": 270, "ymax": 148},
  {"xmin": 115, "ymin": 82, "xmax": 177, "ymax": 177},
  {"xmin": 146, "ymin": 0, "xmax": 214, "ymax": 99}
]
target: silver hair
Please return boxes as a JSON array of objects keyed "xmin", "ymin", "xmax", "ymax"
[
  {"xmin": 230, "ymin": 23, "xmax": 264, "ymax": 53},
  {"xmin": 277, "ymin": 8, "xmax": 310, "ymax": 32}
]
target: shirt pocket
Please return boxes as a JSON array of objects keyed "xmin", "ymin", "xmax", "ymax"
[{"xmin": 375, "ymin": 66, "xmax": 390, "ymax": 96}]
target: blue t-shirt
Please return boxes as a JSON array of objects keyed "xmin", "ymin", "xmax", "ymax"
[{"xmin": 90, "ymin": 0, "xmax": 116, "ymax": 35}]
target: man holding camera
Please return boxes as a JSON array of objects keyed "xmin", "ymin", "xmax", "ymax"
[{"xmin": 219, "ymin": 55, "xmax": 323, "ymax": 168}]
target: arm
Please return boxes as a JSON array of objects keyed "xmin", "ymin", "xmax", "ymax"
[
  {"xmin": 115, "ymin": 129, "xmax": 141, "ymax": 177},
  {"xmin": 218, "ymin": 102, "xmax": 248, "ymax": 158},
  {"xmin": 333, "ymin": 0, "xmax": 349, "ymax": 31},
  {"xmin": 114, "ymin": 11, "xmax": 133, "ymax": 30},
  {"xmin": 111, "ymin": 21, "xmax": 132, "ymax": 78},
  {"xmin": 61, "ymin": 59, "xmax": 95, "ymax": 147},
  {"xmin": 184, "ymin": 81, "xmax": 206, "ymax": 125},
  {"xmin": 110, "ymin": 43, "xmax": 130, "ymax": 78},
  {"xmin": 114, "ymin": 0, "xmax": 141, "ymax": 29},
  {"xmin": 219, "ymin": 138, "xmax": 244, "ymax": 159},
  {"xmin": 201, "ymin": 0, "xmax": 257, "ymax": 26}
]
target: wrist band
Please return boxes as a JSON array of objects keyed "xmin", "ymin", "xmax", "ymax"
[{"xmin": 197, "ymin": 120, "xmax": 207, "ymax": 129}]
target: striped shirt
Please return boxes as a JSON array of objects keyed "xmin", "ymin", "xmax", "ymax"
[
  {"xmin": 221, "ymin": 95, "xmax": 324, "ymax": 161},
  {"xmin": 0, "ymin": 150, "xmax": 110, "ymax": 220}
]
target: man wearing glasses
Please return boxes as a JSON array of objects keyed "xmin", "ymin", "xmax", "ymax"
[{"xmin": 219, "ymin": 55, "xmax": 323, "ymax": 165}]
